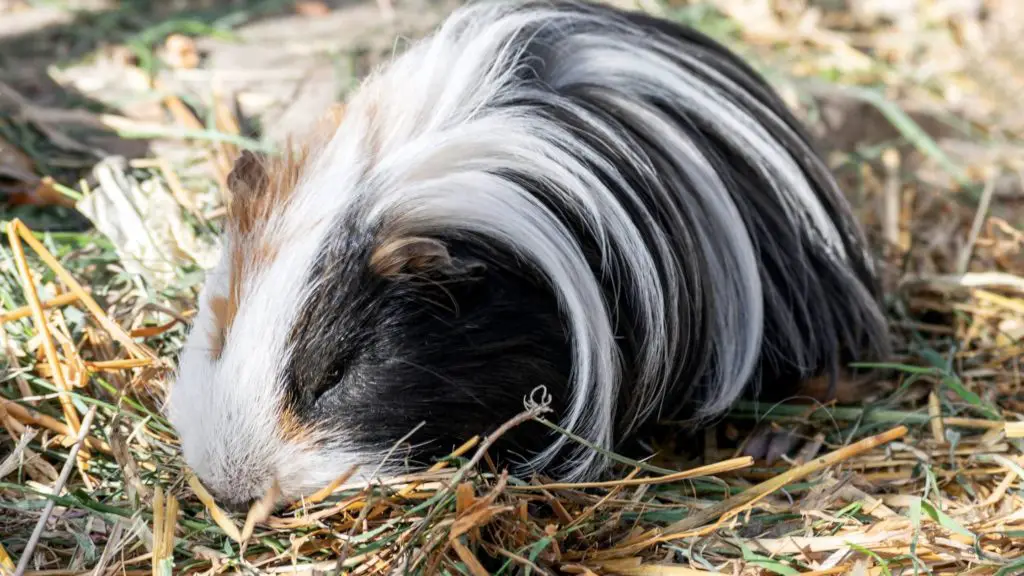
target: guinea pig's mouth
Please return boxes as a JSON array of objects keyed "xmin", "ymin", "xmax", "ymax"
[{"xmin": 187, "ymin": 471, "xmax": 283, "ymax": 542}]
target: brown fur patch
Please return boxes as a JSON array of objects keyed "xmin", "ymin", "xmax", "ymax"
[
  {"xmin": 277, "ymin": 405, "xmax": 313, "ymax": 443},
  {"xmin": 207, "ymin": 296, "xmax": 232, "ymax": 360},
  {"xmin": 209, "ymin": 108, "xmax": 346, "ymax": 359},
  {"xmin": 370, "ymin": 236, "xmax": 453, "ymax": 277}
]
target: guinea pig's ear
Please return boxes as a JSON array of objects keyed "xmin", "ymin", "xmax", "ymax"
[
  {"xmin": 227, "ymin": 150, "xmax": 269, "ymax": 200},
  {"xmin": 370, "ymin": 237, "xmax": 485, "ymax": 280},
  {"xmin": 225, "ymin": 150, "xmax": 274, "ymax": 236}
]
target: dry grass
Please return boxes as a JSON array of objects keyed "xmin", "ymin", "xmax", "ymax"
[{"xmin": 1, "ymin": 0, "xmax": 1022, "ymax": 574}]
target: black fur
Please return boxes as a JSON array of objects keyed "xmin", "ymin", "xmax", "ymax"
[{"xmin": 284, "ymin": 227, "xmax": 574, "ymax": 467}]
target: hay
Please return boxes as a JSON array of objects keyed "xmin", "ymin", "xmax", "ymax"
[{"xmin": 2, "ymin": 0, "xmax": 1023, "ymax": 574}]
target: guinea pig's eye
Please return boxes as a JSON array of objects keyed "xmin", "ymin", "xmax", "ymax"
[{"xmin": 311, "ymin": 359, "xmax": 349, "ymax": 403}]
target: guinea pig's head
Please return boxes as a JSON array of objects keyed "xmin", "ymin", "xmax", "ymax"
[{"xmin": 165, "ymin": 121, "xmax": 576, "ymax": 508}]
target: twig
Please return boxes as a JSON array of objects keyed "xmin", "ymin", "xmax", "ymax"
[
  {"xmin": 956, "ymin": 177, "xmax": 998, "ymax": 275},
  {"xmin": 898, "ymin": 272, "xmax": 1024, "ymax": 293},
  {"xmin": 288, "ymin": 466, "xmax": 360, "ymax": 510},
  {"xmin": 495, "ymin": 548, "xmax": 553, "ymax": 576},
  {"xmin": 334, "ymin": 481, "xmax": 381, "ymax": 572},
  {"xmin": 329, "ymin": 420, "xmax": 428, "ymax": 568},
  {"xmin": 185, "ymin": 472, "xmax": 242, "ymax": 542},
  {"xmin": 401, "ymin": 399, "xmax": 554, "ymax": 570},
  {"xmin": 90, "ymin": 522, "xmax": 124, "ymax": 576},
  {"xmin": 13, "ymin": 406, "xmax": 97, "ymax": 576},
  {"xmin": 728, "ymin": 401, "xmax": 1004, "ymax": 429},
  {"xmin": 6, "ymin": 222, "xmax": 82, "ymax": 435},
  {"xmin": 0, "ymin": 398, "xmax": 114, "ymax": 455},
  {"xmin": 0, "ymin": 328, "xmax": 34, "ymax": 401},
  {"xmin": 660, "ymin": 425, "xmax": 908, "ymax": 534},
  {"xmin": 535, "ymin": 416, "xmax": 679, "ymax": 475},
  {"xmin": 6, "ymin": 220, "xmax": 155, "ymax": 360},
  {"xmin": 240, "ymin": 481, "xmax": 279, "ymax": 544},
  {"xmin": 882, "ymin": 148, "xmax": 901, "ymax": 249},
  {"xmin": 0, "ymin": 292, "xmax": 82, "ymax": 324},
  {"xmin": 394, "ymin": 435, "xmax": 480, "ymax": 499},
  {"xmin": 508, "ymin": 457, "xmax": 753, "ymax": 491}
]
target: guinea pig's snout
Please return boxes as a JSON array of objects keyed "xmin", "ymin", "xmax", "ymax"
[
  {"xmin": 214, "ymin": 493, "xmax": 258, "ymax": 514},
  {"xmin": 185, "ymin": 451, "xmax": 275, "ymax": 514},
  {"xmin": 199, "ymin": 473, "xmax": 264, "ymax": 512}
]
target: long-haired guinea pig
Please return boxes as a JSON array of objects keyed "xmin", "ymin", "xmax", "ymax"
[{"xmin": 166, "ymin": 0, "xmax": 890, "ymax": 509}]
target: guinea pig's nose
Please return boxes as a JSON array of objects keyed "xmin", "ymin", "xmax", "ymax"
[{"xmin": 217, "ymin": 495, "xmax": 257, "ymax": 514}]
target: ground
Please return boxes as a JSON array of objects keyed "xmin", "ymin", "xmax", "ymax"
[{"xmin": 0, "ymin": 0, "xmax": 1022, "ymax": 575}]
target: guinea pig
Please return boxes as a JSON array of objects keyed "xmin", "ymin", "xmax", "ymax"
[{"xmin": 166, "ymin": 0, "xmax": 890, "ymax": 510}]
